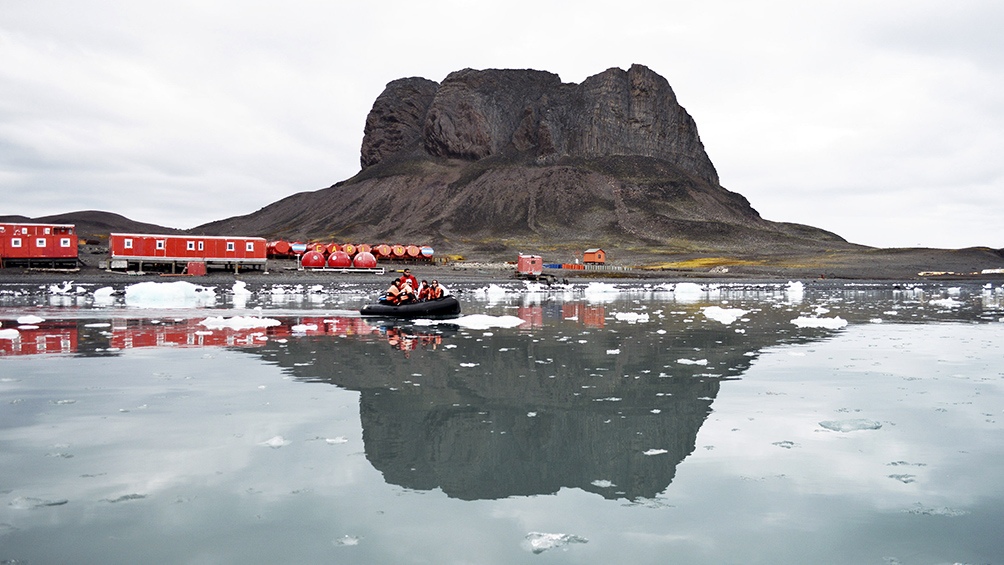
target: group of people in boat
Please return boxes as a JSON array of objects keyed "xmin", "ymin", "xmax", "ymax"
[{"xmin": 381, "ymin": 268, "xmax": 445, "ymax": 305}]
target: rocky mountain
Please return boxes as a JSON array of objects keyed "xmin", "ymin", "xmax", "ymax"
[{"xmin": 195, "ymin": 64, "xmax": 856, "ymax": 262}]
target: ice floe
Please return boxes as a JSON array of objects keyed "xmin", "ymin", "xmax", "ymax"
[
  {"xmin": 16, "ymin": 315, "xmax": 45, "ymax": 325},
  {"xmin": 199, "ymin": 316, "xmax": 281, "ymax": 330},
  {"xmin": 613, "ymin": 311, "xmax": 650, "ymax": 323},
  {"xmin": 416, "ymin": 314, "xmax": 525, "ymax": 330},
  {"xmin": 125, "ymin": 281, "xmax": 217, "ymax": 308},
  {"xmin": 786, "ymin": 280, "xmax": 805, "ymax": 302},
  {"xmin": 0, "ymin": 329, "xmax": 21, "ymax": 340},
  {"xmin": 260, "ymin": 436, "xmax": 290, "ymax": 448},
  {"xmin": 702, "ymin": 306, "xmax": 748, "ymax": 325},
  {"xmin": 792, "ymin": 316, "xmax": 848, "ymax": 329},
  {"xmin": 928, "ymin": 297, "xmax": 963, "ymax": 309},
  {"xmin": 672, "ymin": 282, "xmax": 704, "ymax": 302},
  {"xmin": 523, "ymin": 532, "xmax": 588, "ymax": 554},
  {"xmin": 818, "ymin": 419, "xmax": 882, "ymax": 432},
  {"xmin": 643, "ymin": 449, "xmax": 669, "ymax": 455}
]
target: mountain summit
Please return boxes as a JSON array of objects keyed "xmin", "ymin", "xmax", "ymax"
[{"xmin": 196, "ymin": 64, "xmax": 851, "ymax": 261}]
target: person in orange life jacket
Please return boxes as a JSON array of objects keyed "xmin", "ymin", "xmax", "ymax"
[
  {"xmin": 428, "ymin": 280, "xmax": 444, "ymax": 300},
  {"xmin": 418, "ymin": 280, "xmax": 431, "ymax": 301},
  {"xmin": 384, "ymin": 279, "xmax": 403, "ymax": 305},
  {"xmin": 397, "ymin": 278, "xmax": 417, "ymax": 304}
]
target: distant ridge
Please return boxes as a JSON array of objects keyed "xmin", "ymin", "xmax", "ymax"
[{"xmin": 0, "ymin": 211, "xmax": 183, "ymax": 241}]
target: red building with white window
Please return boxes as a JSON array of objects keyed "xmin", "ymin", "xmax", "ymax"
[
  {"xmin": 109, "ymin": 233, "xmax": 267, "ymax": 272},
  {"xmin": 0, "ymin": 223, "xmax": 78, "ymax": 268}
]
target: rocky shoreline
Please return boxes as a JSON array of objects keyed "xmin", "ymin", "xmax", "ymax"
[{"xmin": 3, "ymin": 248, "xmax": 1004, "ymax": 290}]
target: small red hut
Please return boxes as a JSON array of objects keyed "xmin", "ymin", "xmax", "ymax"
[{"xmin": 583, "ymin": 248, "xmax": 606, "ymax": 264}]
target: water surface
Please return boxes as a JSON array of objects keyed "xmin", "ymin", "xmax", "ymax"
[{"xmin": 1, "ymin": 280, "xmax": 1002, "ymax": 563}]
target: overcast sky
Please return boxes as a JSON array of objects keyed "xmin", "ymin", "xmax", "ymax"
[{"xmin": 2, "ymin": 0, "xmax": 1001, "ymax": 248}]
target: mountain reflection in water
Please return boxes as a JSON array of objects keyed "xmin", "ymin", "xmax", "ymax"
[{"xmin": 252, "ymin": 301, "xmax": 832, "ymax": 501}]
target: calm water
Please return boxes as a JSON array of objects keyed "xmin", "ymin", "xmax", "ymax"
[{"xmin": 1, "ymin": 279, "xmax": 1003, "ymax": 564}]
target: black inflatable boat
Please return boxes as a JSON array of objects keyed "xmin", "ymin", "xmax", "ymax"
[{"xmin": 359, "ymin": 295, "xmax": 461, "ymax": 319}]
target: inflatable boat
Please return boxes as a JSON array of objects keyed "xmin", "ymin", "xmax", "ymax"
[{"xmin": 359, "ymin": 295, "xmax": 461, "ymax": 319}]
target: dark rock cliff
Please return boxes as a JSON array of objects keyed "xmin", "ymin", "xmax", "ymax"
[{"xmin": 196, "ymin": 64, "xmax": 855, "ymax": 261}]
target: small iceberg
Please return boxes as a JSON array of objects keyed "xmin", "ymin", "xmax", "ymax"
[
  {"xmin": 199, "ymin": 316, "xmax": 281, "ymax": 330},
  {"xmin": 819, "ymin": 419, "xmax": 882, "ymax": 432},
  {"xmin": 523, "ymin": 532, "xmax": 588, "ymax": 554},
  {"xmin": 792, "ymin": 316, "xmax": 848, "ymax": 329},
  {"xmin": 702, "ymin": 306, "xmax": 748, "ymax": 325},
  {"xmin": 125, "ymin": 281, "xmax": 217, "ymax": 308}
]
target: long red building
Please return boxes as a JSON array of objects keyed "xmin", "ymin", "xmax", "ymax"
[
  {"xmin": 109, "ymin": 233, "xmax": 267, "ymax": 272},
  {"xmin": 0, "ymin": 223, "xmax": 78, "ymax": 267}
]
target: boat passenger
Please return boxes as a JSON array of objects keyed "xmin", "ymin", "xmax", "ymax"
[
  {"xmin": 384, "ymin": 280, "xmax": 403, "ymax": 305},
  {"xmin": 400, "ymin": 269, "xmax": 418, "ymax": 291},
  {"xmin": 418, "ymin": 280, "xmax": 431, "ymax": 301},
  {"xmin": 398, "ymin": 279, "xmax": 417, "ymax": 304},
  {"xmin": 428, "ymin": 280, "xmax": 444, "ymax": 300}
]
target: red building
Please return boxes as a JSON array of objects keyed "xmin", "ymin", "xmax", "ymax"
[
  {"xmin": 0, "ymin": 223, "xmax": 78, "ymax": 268},
  {"xmin": 109, "ymin": 233, "xmax": 267, "ymax": 272}
]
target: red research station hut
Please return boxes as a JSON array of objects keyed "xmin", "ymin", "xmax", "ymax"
[
  {"xmin": 109, "ymin": 233, "xmax": 268, "ymax": 273},
  {"xmin": 0, "ymin": 223, "xmax": 78, "ymax": 268},
  {"xmin": 583, "ymin": 248, "xmax": 606, "ymax": 264}
]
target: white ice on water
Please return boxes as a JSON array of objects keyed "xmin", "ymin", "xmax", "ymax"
[
  {"xmin": 643, "ymin": 449, "xmax": 669, "ymax": 455},
  {"xmin": 702, "ymin": 306, "xmax": 748, "ymax": 325},
  {"xmin": 92, "ymin": 286, "xmax": 116, "ymax": 305},
  {"xmin": 819, "ymin": 419, "xmax": 882, "ymax": 432},
  {"xmin": 416, "ymin": 314, "xmax": 525, "ymax": 330},
  {"xmin": 199, "ymin": 316, "xmax": 281, "ymax": 330},
  {"xmin": 523, "ymin": 532, "xmax": 588, "ymax": 554},
  {"xmin": 260, "ymin": 435, "xmax": 290, "ymax": 448},
  {"xmin": 928, "ymin": 297, "xmax": 963, "ymax": 309},
  {"xmin": 125, "ymin": 281, "xmax": 217, "ymax": 308},
  {"xmin": 672, "ymin": 282, "xmax": 706, "ymax": 303},
  {"xmin": 792, "ymin": 316, "xmax": 848, "ymax": 329},
  {"xmin": 613, "ymin": 312, "xmax": 649, "ymax": 323},
  {"xmin": 16, "ymin": 315, "xmax": 45, "ymax": 325},
  {"xmin": 0, "ymin": 328, "xmax": 20, "ymax": 340},
  {"xmin": 786, "ymin": 280, "xmax": 805, "ymax": 301}
]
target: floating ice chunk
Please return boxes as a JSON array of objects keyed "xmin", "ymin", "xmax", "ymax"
[
  {"xmin": 614, "ymin": 312, "xmax": 649, "ymax": 323},
  {"xmin": 448, "ymin": 314, "xmax": 526, "ymax": 330},
  {"xmin": 472, "ymin": 284, "xmax": 510, "ymax": 302},
  {"xmin": 290, "ymin": 324, "xmax": 318, "ymax": 333},
  {"xmin": 92, "ymin": 286, "xmax": 116, "ymax": 305},
  {"xmin": 125, "ymin": 281, "xmax": 217, "ymax": 308},
  {"xmin": 261, "ymin": 436, "xmax": 290, "ymax": 448},
  {"xmin": 591, "ymin": 479, "xmax": 615, "ymax": 488},
  {"xmin": 677, "ymin": 358, "xmax": 708, "ymax": 365},
  {"xmin": 673, "ymin": 282, "xmax": 704, "ymax": 302},
  {"xmin": 325, "ymin": 437, "xmax": 349, "ymax": 445},
  {"xmin": 929, "ymin": 297, "xmax": 962, "ymax": 309},
  {"xmin": 792, "ymin": 316, "xmax": 848, "ymax": 329},
  {"xmin": 702, "ymin": 306, "xmax": 748, "ymax": 325},
  {"xmin": 606, "ymin": 349, "xmax": 620, "ymax": 355},
  {"xmin": 200, "ymin": 316, "xmax": 281, "ymax": 330},
  {"xmin": 232, "ymin": 280, "xmax": 252, "ymax": 296},
  {"xmin": 523, "ymin": 532, "xmax": 588, "ymax": 554},
  {"xmin": 17, "ymin": 325, "xmax": 38, "ymax": 330},
  {"xmin": 48, "ymin": 281, "xmax": 74, "ymax": 295},
  {"xmin": 333, "ymin": 535, "xmax": 360, "ymax": 546},
  {"xmin": 786, "ymin": 281, "xmax": 804, "ymax": 302},
  {"xmin": 17, "ymin": 315, "xmax": 45, "ymax": 325},
  {"xmin": 459, "ymin": 362, "xmax": 480, "ymax": 367},
  {"xmin": 819, "ymin": 419, "xmax": 882, "ymax": 432},
  {"xmin": 643, "ymin": 449, "xmax": 668, "ymax": 455}
]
